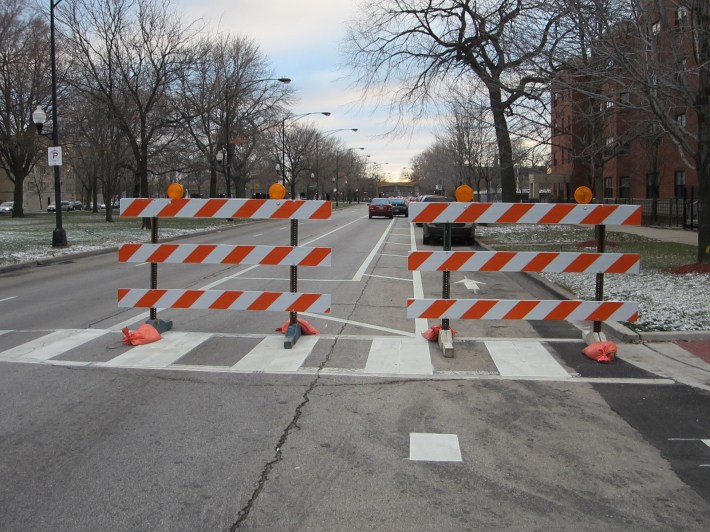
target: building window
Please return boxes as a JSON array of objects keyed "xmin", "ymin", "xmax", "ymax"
[
  {"xmin": 651, "ymin": 21, "xmax": 661, "ymax": 36},
  {"xmin": 605, "ymin": 136, "xmax": 615, "ymax": 156},
  {"xmin": 620, "ymin": 91, "xmax": 630, "ymax": 104},
  {"xmin": 619, "ymin": 176, "xmax": 630, "ymax": 199},
  {"xmin": 603, "ymin": 177, "xmax": 613, "ymax": 198},
  {"xmin": 674, "ymin": 171, "xmax": 685, "ymax": 198},
  {"xmin": 677, "ymin": 113, "xmax": 687, "ymax": 128},
  {"xmin": 618, "ymin": 137, "xmax": 630, "ymax": 155},
  {"xmin": 605, "ymin": 99, "xmax": 613, "ymax": 109},
  {"xmin": 676, "ymin": 7, "xmax": 688, "ymax": 29},
  {"xmin": 646, "ymin": 172, "xmax": 659, "ymax": 199}
]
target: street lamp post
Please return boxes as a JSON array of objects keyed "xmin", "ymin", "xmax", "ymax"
[
  {"xmin": 33, "ymin": 0, "xmax": 66, "ymax": 247},
  {"xmin": 315, "ymin": 128, "xmax": 357, "ymax": 201},
  {"xmin": 335, "ymin": 147, "xmax": 364, "ymax": 207},
  {"xmin": 281, "ymin": 111, "xmax": 330, "ymax": 198}
]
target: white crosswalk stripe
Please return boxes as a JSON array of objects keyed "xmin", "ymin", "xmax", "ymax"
[{"xmin": 0, "ymin": 328, "xmax": 674, "ymax": 384}]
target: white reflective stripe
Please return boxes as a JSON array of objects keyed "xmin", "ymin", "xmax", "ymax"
[
  {"xmin": 233, "ymin": 335, "xmax": 317, "ymax": 371},
  {"xmin": 486, "ymin": 341, "xmax": 571, "ymax": 378},
  {"xmin": 365, "ymin": 338, "xmax": 433, "ymax": 375},
  {"xmin": 103, "ymin": 331, "xmax": 212, "ymax": 368}
]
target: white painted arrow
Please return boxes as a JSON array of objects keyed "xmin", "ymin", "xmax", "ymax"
[{"xmin": 455, "ymin": 276, "xmax": 486, "ymax": 293}]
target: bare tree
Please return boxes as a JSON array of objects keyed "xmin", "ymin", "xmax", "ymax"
[
  {"xmin": 0, "ymin": 0, "xmax": 51, "ymax": 217},
  {"xmin": 62, "ymin": 0, "xmax": 197, "ymax": 222},
  {"xmin": 344, "ymin": 0, "xmax": 563, "ymax": 202}
]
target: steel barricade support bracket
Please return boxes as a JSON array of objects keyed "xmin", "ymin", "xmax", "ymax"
[
  {"xmin": 438, "ymin": 328, "xmax": 454, "ymax": 358},
  {"xmin": 146, "ymin": 318, "xmax": 173, "ymax": 334},
  {"xmin": 284, "ymin": 322, "xmax": 302, "ymax": 350}
]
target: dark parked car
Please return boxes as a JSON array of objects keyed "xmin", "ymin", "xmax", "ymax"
[
  {"xmin": 68, "ymin": 200, "xmax": 83, "ymax": 211},
  {"xmin": 414, "ymin": 195, "xmax": 448, "ymax": 227},
  {"xmin": 368, "ymin": 198, "xmax": 393, "ymax": 219},
  {"xmin": 418, "ymin": 196, "xmax": 476, "ymax": 246},
  {"xmin": 389, "ymin": 198, "xmax": 408, "ymax": 217},
  {"xmin": 47, "ymin": 201, "xmax": 71, "ymax": 212}
]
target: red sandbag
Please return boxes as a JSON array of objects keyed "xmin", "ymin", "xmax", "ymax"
[
  {"xmin": 275, "ymin": 318, "xmax": 320, "ymax": 335},
  {"xmin": 582, "ymin": 341, "xmax": 617, "ymax": 363},
  {"xmin": 122, "ymin": 324, "xmax": 162, "ymax": 346},
  {"xmin": 422, "ymin": 324, "xmax": 457, "ymax": 342}
]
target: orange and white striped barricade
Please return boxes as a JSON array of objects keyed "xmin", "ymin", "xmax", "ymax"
[
  {"xmin": 119, "ymin": 197, "xmax": 332, "ymax": 348},
  {"xmin": 408, "ymin": 201, "xmax": 642, "ymax": 355}
]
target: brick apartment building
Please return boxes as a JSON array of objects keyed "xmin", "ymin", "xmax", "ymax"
[{"xmin": 550, "ymin": 0, "xmax": 698, "ymax": 203}]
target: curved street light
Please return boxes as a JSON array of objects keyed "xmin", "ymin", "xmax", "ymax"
[
  {"xmin": 281, "ymin": 111, "xmax": 330, "ymax": 198},
  {"xmin": 315, "ymin": 128, "xmax": 358, "ymax": 200}
]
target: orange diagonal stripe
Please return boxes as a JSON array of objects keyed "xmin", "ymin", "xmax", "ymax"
[
  {"xmin": 420, "ymin": 299, "xmax": 456, "ymax": 318},
  {"xmin": 539, "ymin": 204, "xmax": 576, "ymax": 224},
  {"xmin": 195, "ymin": 199, "xmax": 227, "ymax": 217},
  {"xmin": 121, "ymin": 198, "xmax": 151, "ymax": 217},
  {"xmin": 580, "ymin": 205, "xmax": 617, "ymax": 225},
  {"xmin": 408, "ymin": 252, "xmax": 433, "ymax": 271},
  {"xmin": 544, "ymin": 300, "xmax": 582, "ymax": 320},
  {"xmin": 173, "ymin": 290, "xmax": 204, "ymax": 308},
  {"xmin": 137, "ymin": 289, "xmax": 167, "ymax": 308},
  {"xmin": 118, "ymin": 244, "xmax": 142, "ymax": 262},
  {"xmin": 117, "ymin": 288, "xmax": 130, "ymax": 302},
  {"xmin": 461, "ymin": 300, "xmax": 498, "ymax": 319},
  {"xmin": 522, "ymin": 252, "xmax": 558, "ymax": 272},
  {"xmin": 272, "ymin": 200, "xmax": 304, "ymax": 219},
  {"xmin": 160, "ymin": 198, "xmax": 189, "ymax": 217},
  {"xmin": 441, "ymin": 252, "xmax": 475, "ymax": 271},
  {"xmin": 312, "ymin": 202, "xmax": 332, "ymax": 219},
  {"xmin": 148, "ymin": 244, "xmax": 179, "ymax": 263},
  {"xmin": 623, "ymin": 207, "xmax": 642, "ymax": 226},
  {"xmin": 184, "ymin": 245, "xmax": 217, "ymax": 263},
  {"xmin": 299, "ymin": 248, "xmax": 331, "ymax": 267},
  {"xmin": 233, "ymin": 199, "xmax": 265, "ymax": 218},
  {"xmin": 209, "ymin": 291, "xmax": 244, "ymax": 309},
  {"xmin": 262, "ymin": 246, "xmax": 293, "ymax": 265},
  {"xmin": 586, "ymin": 301, "xmax": 624, "ymax": 320},
  {"xmin": 497, "ymin": 203, "xmax": 534, "ymax": 223},
  {"xmin": 289, "ymin": 293, "xmax": 321, "ymax": 312},
  {"xmin": 249, "ymin": 292, "xmax": 282, "ymax": 311},
  {"xmin": 608, "ymin": 254, "xmax": 640, "ymax": 274},
  {"xmin": 481, "ymin": 251, "xmax": 516, "ymax": 271},
  {"xmin": 504, "ymin": 300, "xmax": 539, "ymax": 320},
  {"xmin": 223, "ymin": 245, "xmax": 256, "ymax": 264},
  {"xmin": 455, "ymin": 203, "xmax": 492, "ymax": 223},
  {"xmin": 564, "ymin": 253, "xmax": 599, "ymax": 273},
  {"xmin": 414, "ymin": 203, "xmax": 448, "ymax": 223}
]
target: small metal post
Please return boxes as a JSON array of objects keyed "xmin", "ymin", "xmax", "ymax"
[
  {"xmin": 290, "ymin": 218, "xmax": 298, "ymax": 325},
  {"xmin": 593, "ymin": 224, "xmax": 606, "ymax": 334},
  {"xmin": 150, "ymin": 217, "xmax": 158, "ymax": 321},
  {"xmin": 442, "ymin": 223, "xmax": 452, "ymax": 332}
]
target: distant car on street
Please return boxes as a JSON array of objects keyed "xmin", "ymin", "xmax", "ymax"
[
  {"xmin": 47, "ymin": 201, "xmax": 71, "ymax": 212},
  {"xmin": 68, "ymin": 200, "xmax": 83, "ymax": 211},
  {"xmin": 389, "ymin": 198, "xmax": 408, "ymax": 217},
  {"xmin": 0, "ymin": 201, "xmax": 13, "ymax": 215},
  {"xmin": 368, "ymin": 198, "xmax": 393, "ymax": 219}
]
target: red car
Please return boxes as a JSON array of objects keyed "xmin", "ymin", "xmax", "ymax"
[{"xmin": 368, "ymin": 198, "xmax": 393, "ymax": 219}]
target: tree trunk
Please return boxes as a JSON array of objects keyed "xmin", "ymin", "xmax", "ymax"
[
  {"xmin": 12, "ymin": 174, "xmax": 25, "ymax": 218},
  {"xmin": 488, "ymin": 84, "xmax": 516, "ymax": 203}
]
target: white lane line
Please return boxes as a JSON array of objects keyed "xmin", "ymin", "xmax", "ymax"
[
  {"xmin": 233, "ymin": 335, "xmax": 317, "ymax": 371},
  {"xmin": 0, "ymin": 296, "xmax": 17, "ymax": 303},
  {"xmin": 302, "ymin": 216, "xmax": 365, "ymax": 245},
  {"xmin": 363, "ymin": 274, "xmax": 412, "ymax": 282},
  {"xmin": 102, "ymin": 331, "xmax": 212, "ymax": 368},
  {"xmin": 252, "ymin": 234, "xmax": 263, "ymax": 237},
  {"xmin": 352, "ymin": 217, "xmax": 396, "ymax": 281},
  {"xmin": 410, "ymin": 222, "xmax": 427, "ymax": 337},
  {"xmin": 365, "ymin": 338, "xmax": 432, "ymax": 375},
  {"xmin": 485, "ymin": 341, "xmax": 571, "ymax": 378},
  {"xmin": 300, "ymin": 312, "xmax": 415, "ymax": 337},
  {"xmin": 0, "ymin": 329, "xmax": 109, "ymax": 363},
  {"xmin": 378, "ymin": 253, "xmax": 408, "ymax": 258},
  {"xmin": 409, "ymin": 433, "xmax": 462, "ymax": 462}
]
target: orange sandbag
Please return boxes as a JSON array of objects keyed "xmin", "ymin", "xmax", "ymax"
[
  {"xmin": 422, "ymin": 324, "xmax": 457, "ymax": 342},
  {"xmin": 275, "ymin": 318, "xmax": 320, "ymax": 335},
  {"xmin": 122, "ymin": 323, "xmax": 162, "ymax": 346},
  {"xmin": 581, "ymin": 341, "xmax": 617, "ymax": 363}
]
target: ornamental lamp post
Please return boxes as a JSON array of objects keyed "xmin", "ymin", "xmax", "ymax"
[{"xmin": 33, "ymin": 1, "xmax": 67, "ymax": 247}]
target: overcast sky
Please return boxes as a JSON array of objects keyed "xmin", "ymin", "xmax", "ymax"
[{"xmin": 177, "ymin": 0, "xmax": 434, "ymax": 180}]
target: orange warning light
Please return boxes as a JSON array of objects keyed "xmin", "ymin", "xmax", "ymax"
[
  {"xmin": 455, "ymin": 184, "xmax": 474, "ymax": 202},
  {"xmin": 269, "ymin": 183, "xmax": 287, "ymax": 200},
  {"xmin": 166, "ymin": 183, "xmax": 185, "ymax": 200},
  {"xmin": 574, "ymin": 186, "xmax": 593, "ymax": 204}
]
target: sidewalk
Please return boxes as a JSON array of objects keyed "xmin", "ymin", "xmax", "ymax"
[{"xmin": 597, "ymin": 225, "xmax": 710, "ymax": 389}]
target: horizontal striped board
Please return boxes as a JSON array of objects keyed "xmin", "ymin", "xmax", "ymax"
[
  {"xmin": 118, "ymin": 289, "xmax": 331, "ymax": 313},
  {"xmin": 119, "ymin": 244, "xmax": 331, "ymax": 267},
  {"xmin": 120, "ymin": 198, "xmax": 331, "ymax": 220},
  {"xmin": 409, "ymin": 202, "xmax": 641, "ymax": 225},
  {"xmin": 408, "ymin": 251, "xmax": 640, "ymax": 274},
  {"xmin": 406, "ymin": 298, "xmax": 638, "ymax": 321}
]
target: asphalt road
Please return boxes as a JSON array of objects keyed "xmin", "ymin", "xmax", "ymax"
[{"xmin": 1, "ymin": 204, "xmax": 709, "ymax": 531}]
